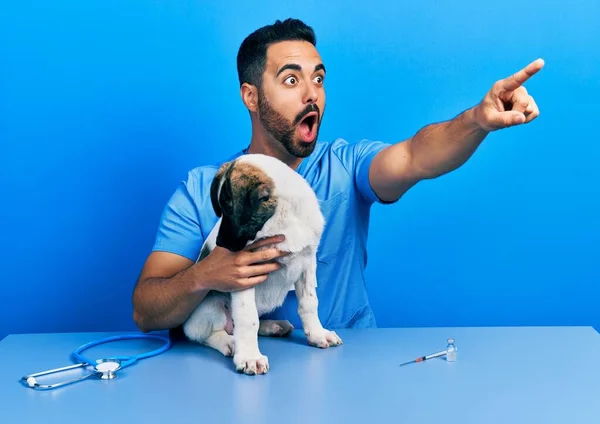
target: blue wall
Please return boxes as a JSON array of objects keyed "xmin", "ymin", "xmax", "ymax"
[{"xmin": 1, "ymin": 0, "xmax": 598, "ymax": 340}]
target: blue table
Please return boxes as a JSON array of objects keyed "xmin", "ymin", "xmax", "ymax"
[{"xmin": 2, "ymin": 326, "xmax": 599, "ymax": 423}]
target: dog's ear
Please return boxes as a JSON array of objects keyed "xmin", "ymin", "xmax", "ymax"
[{"xmin": 210, "ymin": 161, "xmax": 234, "ymax": 217}]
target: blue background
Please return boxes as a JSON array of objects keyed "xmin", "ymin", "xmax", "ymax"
[{"xmin": 1, "ymin": 0, "xmax": 598, "ymax": 340}]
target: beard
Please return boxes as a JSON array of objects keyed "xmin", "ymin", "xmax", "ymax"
[{"xmin": 257, "ymin": 89, "xmax": 323, "ymax": 158}]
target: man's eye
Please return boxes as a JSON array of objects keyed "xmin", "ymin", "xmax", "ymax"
[
  {"xmin": 284, "ymin": 76, "xmax": 298, "ymax": 85},
  {"xmin": 313, "ymin": 75, "xmax": 324, "ymax": 84}
]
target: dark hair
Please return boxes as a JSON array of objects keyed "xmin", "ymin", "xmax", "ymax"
[{"xmin": 236, "ymin": 18, "xmax": 316, "ymax": 88}]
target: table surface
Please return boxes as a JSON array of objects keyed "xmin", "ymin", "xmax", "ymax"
[{"xmin": 1, "ymin": 326, "xmax": 599, "ymax": 423}]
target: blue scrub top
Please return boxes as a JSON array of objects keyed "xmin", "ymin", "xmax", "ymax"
[{"xmin": 152, "ymin": 138, "xmax": 391, "ymax": 329}]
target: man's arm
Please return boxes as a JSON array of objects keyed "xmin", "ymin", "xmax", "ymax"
[
  {"xmin": 369, "ymin": 58, "xmax": 544, "ymax": 203},
  {"xmin": 132, "ymin": 236, "xmax": 290, "ymax": 333},
  {"xmin": 132, "ymin": 251, "xmax": 207, "ymax": 333}
]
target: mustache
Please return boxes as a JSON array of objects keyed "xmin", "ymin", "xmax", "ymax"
[{"xmin": 293, "ymin": 104, "xmax": 320, "ymax": 126}]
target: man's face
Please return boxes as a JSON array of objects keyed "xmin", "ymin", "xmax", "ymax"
[{"xmin": 257, "ymin": 40, "xmax": 326, "ymax": 158}]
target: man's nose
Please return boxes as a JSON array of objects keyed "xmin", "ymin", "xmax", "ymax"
[{"xmin": 303, "ymin": 82, "xmax": 319, "ymax": 104}]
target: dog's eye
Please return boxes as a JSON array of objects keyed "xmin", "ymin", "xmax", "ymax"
[{"xmin": 257, "ymin": 186, "xmax": 270, "ymax": 202}]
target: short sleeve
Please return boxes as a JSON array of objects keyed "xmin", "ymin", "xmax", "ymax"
[
  {"xmin": 332, "ymin": 138, "xmax": 391, "ymax": 205},
  {"xmin": 151, "ymin": 170, "xmax": 207, "ymax": 261}
]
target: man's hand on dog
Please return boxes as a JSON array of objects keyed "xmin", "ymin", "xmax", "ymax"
[{"xmin": 197, "ymin": 235, "xmax": 289, "ymax": 292}]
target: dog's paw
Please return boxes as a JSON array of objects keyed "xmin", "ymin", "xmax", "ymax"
[
  {"xmin": 258, "ymin": 319, "xmax": 294, "ymax": 337},
  {"xmin": 215, "ymin": 337, "xmax": 235, "ymax": 357},
  {"xmin": 205, "ymin": 331, "xmax": 235, "ymax": 357},
  {"xmin": 305, "ymin": 329, "xmax": 343, "ymax": 349},
  {"xmin": 233, "ymin": 352, "xmax": 269, "ymax": 375}
]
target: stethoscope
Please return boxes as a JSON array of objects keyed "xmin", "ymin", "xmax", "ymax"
[{"xmin": 21, "ymin": 333, "xmax": 171, "ymax": 390}]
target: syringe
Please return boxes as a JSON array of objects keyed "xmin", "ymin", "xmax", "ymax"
[{"xmin": 399, "ymin": 348, "xmax": 448, "ymax": 367}]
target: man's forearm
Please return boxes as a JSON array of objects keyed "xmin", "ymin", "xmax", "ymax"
[
  {"xmin": 132, "ymin": 265, "xmax": 209, "ymax": 333},
  {"xmin": 370, "ymin": 59, "xmax": 543, "ymax": 203},
  {"xmin": 409, "ymin": 57, "xmax": 545, "ymax": 178},
  {"xmin": 408, "ymin": 106, "xmax": 489, "ymax": 179}
]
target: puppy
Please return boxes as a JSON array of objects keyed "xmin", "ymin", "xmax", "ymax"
[{"xmin": 183, "ymin": 153, "xmax": 342, "ymax": 375}]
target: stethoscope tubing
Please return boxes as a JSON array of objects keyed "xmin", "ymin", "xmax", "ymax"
[{"xmin": 72, "ymin": 333, "xmax": 171, "ymax": 368}]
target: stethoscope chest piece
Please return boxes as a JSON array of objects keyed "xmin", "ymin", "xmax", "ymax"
[{"xmin": 94, "ymin": 359, "xmax": 121, "ymax": 380}]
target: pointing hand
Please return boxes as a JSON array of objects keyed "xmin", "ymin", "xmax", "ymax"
[{"xmin": 473, "ymin": 58, "xmax": 544, "ymax": 132}]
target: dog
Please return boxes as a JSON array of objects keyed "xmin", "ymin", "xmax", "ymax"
[{"xmin": 182, "ymin": 153, "xmax": 343, "ymax": 375}]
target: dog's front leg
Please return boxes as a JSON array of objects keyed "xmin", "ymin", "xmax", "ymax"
[
  {"xmin": 295, "ymin": 258, "xmax": 343, "ymax": 348},
  {"xmin": 230, "ymin": 287, "xmax": 269, "ymax": 375}
]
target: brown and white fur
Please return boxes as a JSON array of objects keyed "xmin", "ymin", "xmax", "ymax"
[{"xmin": 182, "ymin": 153, "xmax": 342, "ymax": 375}]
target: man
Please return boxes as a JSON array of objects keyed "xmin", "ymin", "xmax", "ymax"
[{"xmin": 132, "ymin": 18, "xmax": 542, "ymax": 335}]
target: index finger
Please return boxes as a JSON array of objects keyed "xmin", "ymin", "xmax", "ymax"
[
  {"xmin": 245, "ymin": 235, "xmax": 285, "ymax": 251},
  {"xmin": 245, "ymin": 247, "xmax": 290, "ymax": 265},
  {"xmin": 501, "ymin": 58, "xmax": 545, "ymax": 91}
]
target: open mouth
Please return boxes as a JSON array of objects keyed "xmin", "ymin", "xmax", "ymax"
[{"xmin": 297, "ymin": 111, "xmax": 318, "ymax": 143}]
